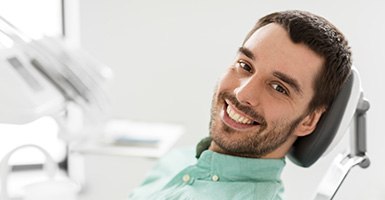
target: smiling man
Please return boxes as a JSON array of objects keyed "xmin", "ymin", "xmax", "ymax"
[
  {"xmin": 129, "ymin": 10, "xmax": 351, "ymax": 200},
  {"xmin": 209, "ymin": 22, "xmax": 325, "ymax": 160}
]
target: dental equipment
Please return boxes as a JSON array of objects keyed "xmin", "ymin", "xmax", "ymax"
[
  {"xmin": 0, "ymin": 14, "xmax": 114, "ymax": 199},
  {"xmin": 0, "ymin": 15, "xmax": 112, "ymax": 141},
  {"xmin": 0, "ymin": 144, "xmax": 80, "ymax": 200}
]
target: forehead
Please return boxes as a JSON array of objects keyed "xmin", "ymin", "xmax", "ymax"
[{"xmin": 243, "ymin": 23, "xmax": 324, "ymax": 97}]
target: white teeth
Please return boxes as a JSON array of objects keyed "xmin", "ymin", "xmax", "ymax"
[{"xmin": 226, "ymin": 105, "xmax": 254, "ymax": 125}]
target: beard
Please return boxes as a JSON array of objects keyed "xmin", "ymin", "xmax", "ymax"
[{"xmin": 209, "ymin": 90, "xmax": 304, "ymax": 158}]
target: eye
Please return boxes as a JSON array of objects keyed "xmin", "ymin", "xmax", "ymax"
[
  {"xmin": 271, "ymin": 83, "xmax": 289, "ymax": 95},
  {"xmin": 237, "ymin": 60, "xmax": 253, "ymax": 73}
]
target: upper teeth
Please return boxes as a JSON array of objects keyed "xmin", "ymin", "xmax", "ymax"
[{"xmin": 226, "ymin": 105, "xmax": 254, "ymax": 125}]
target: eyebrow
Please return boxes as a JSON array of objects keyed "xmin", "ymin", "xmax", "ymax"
[
  {"xmin": 238, "ymin": 46, "xmax": 303, "ymax": 96},
  {"xmin": 273, "ymin": 71, "xmax": 303, "ymax": 95},
  {"xmin": 238, "ymin": 47, "xmax": 255, "ymax": 60}
]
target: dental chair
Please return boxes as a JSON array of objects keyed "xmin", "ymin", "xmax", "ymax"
[{"xmin": 288, "ymin": 67, "xmax": 370, "ymax": 200}]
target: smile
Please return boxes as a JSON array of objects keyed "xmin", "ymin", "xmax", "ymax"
[
  {"xmin": 221, "ymin": 99, "xmax": 260, "ymax": 130},
  {"xmin": 226, "ymin": 104, "xmax": 254, "ymax": 125}
]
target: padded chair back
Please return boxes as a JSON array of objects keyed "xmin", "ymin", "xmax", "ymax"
[{"xmin": 288, "ymin": 68, "xmax": 362, "ymax": 167}]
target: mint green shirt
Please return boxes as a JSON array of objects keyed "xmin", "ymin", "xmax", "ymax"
[{"xmin": 128, "ymin": 148, "xmax": 285, "ymax": 199}]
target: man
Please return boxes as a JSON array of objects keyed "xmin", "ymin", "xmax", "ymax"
[{"xmin": 128, "ymin": 10, "xmax": 351, "ymax": 199}]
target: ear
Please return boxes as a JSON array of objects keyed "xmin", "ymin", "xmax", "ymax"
[{"xmin": 294, "ymin": 107, "xmax": 326, "ymax": 137}]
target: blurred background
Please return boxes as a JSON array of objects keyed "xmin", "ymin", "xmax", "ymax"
[{"xmin": 0, "ymin": 0, "xmax": 384, "ymax": 199}]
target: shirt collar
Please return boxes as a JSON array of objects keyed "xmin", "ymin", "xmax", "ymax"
[{"xmin": 196, "ymin": 150, "xmax": 285, "ymax": 182}]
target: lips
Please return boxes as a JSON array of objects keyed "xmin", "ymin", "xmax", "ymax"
[
  {"xmin": 221, "ymin": 99, "xmax": 260, "ymax": 130},
  {"xmin": 226, "ymin": 103, "xmax": 255, "ymax": 125}
]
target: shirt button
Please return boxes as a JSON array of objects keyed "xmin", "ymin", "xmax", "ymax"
[
  {"xmin": 182, "ymin": 174, "xmax": 191, "ymax": 182},
  {"xmin": 211, "ymin": 175, "xmax": 220, "ymax": 182}
]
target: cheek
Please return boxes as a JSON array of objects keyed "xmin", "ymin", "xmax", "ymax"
[
  {"xmin": 218, "ymin": 68, "xmax": 240, "ymax": 92},
  {"xmin": 263, "ymin": 100, "xmax": 296, "ymax": 123}
]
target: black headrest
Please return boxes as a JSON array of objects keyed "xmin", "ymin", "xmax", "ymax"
[{"xmin": 288, "ymin": 72, "xmax": 354, "ymax": 167}]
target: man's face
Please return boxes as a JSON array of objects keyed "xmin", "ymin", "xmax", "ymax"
[{"xmin": 209, "ymin": 23, "xmax": 324, "ymax": 158}]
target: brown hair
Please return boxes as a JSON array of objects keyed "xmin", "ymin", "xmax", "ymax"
[{"xmin": 243, "ymin": 10, "xmax": 352, "ymax": 112}]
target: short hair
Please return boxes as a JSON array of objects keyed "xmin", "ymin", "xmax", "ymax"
[{"xmin": 243, "ymin": 10, "xmax": 352, "ymax": 113}]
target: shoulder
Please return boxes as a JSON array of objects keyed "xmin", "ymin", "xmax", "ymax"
[{"xmin": 140, "ymin": 147, "xmax": 196, "ymax": 185}]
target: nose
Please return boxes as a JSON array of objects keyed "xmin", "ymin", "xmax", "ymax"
[{"xmin": 235, "ymin": 77, "xmax": 261, "ymax": 107}]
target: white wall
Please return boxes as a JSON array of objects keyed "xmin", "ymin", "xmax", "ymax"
[{"xmin": 74, "ymin": 0, "xmax": 385, "ymax": 199}]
